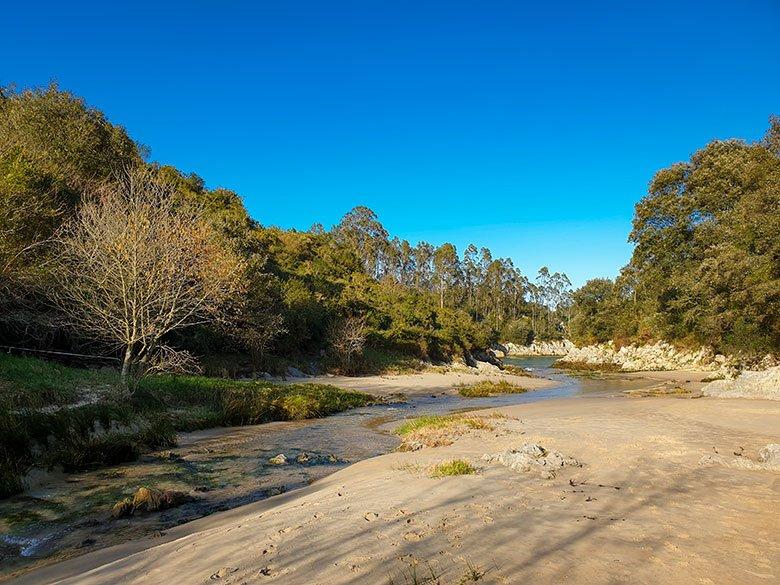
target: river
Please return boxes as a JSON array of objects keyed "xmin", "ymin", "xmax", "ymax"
[{"xmin": 0, "ymin": 358, "xmax": 652, "ymax": 579}]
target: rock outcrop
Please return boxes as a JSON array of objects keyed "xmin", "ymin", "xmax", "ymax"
[
  {"xmin": 482, "ymin": 443, "xmax": 580, "ymax": 479},
  {"xmin": 558, "ymin": 340, "xmax": 725, "ymax": 372},
  {"xmin": 702, "ymin": 366, "xmax": 780, "ymax": 401},
  {"xmin": 501, "ymin": 340, "xmax": 574, "ymax": 356}
]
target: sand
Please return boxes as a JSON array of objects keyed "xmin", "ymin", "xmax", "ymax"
[
  {"xmin": 15, "ymin": 373, "xmax": 779, "ymax": 585},
  {"xmin": 281, "ymin": 368, "xmax": 559, "ymax": 397}
]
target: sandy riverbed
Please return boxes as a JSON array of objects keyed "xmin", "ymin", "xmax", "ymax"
[
  {"xmin": 281, "ymin": 367, "xmax": 559, "ymax": 396},
  {"xmin": 15, "ymin": 369, "xmax": 779, "ymax": 585}
]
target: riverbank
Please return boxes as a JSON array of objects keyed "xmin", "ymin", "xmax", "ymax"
[
  {"xmin": 14, "ymin": 369, "xmax": 779, "ymax": 584},
  {"xmin": 280, "ymin": 368, "xmax": 558, "ymax": 397},
  {"xmin": 0, "ymin": 368, "xmax": 557, "ymax": 579}
]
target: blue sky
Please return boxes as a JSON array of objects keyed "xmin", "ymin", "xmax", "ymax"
[{"xmin": 3, "ymin": 1, "xmax": 778, "ymax": 286}]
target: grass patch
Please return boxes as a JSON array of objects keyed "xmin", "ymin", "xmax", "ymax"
[
  {"xmin": 430, "ymin": 459, "xmax": 476, "ymax": 477},
  {"xmin": 457, "ymin": 379, "xmax": 527, "ymax": 398},
  {"xmin": 0, "ymin": 353, "xmax": 118, "ymax": 409},
  {"xmin": 394, "ymin": 414, "xmax": 490, "ymax": 436},
  {"xmin": 394, "ymin": 414, "xmax": 494, "ymax": 450}
]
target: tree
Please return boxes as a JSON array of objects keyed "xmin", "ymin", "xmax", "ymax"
[
  {"xmin": 433, "ymin": 243, "xmax": 460, "ymax": 309},
  {"xmin": 51, "ymin": 167, "xmax": 246, "ymax": 388},
  {"xmin": 334, "ymin": 206, "xmax": 389, "ymax": 278},
  {"xmin": 327, "ymin": 315, "xmax": 367, "ymax": 374}
]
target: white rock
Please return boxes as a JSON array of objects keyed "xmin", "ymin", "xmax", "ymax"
[{"xmin": 702, "ymin": 366, "xmax": 780, "ymax": 401}]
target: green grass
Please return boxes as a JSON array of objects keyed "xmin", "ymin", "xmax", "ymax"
[
  {"xmin": 430, "ymin": 459, "xmax": 476, "ymax": 477},
  {"xmin": 456, "ymin": 379, "xmax": 528, "ymax": 398},
  {"xmin": 0, "ymin": 354, "xmax": 374, "ymax": 498},
  {"xmin": 0, "ymin": 353, "xmax": 118, "ymax": 409},
  {"xmin": 394, "ymin": 414, "xmax": 491, "ymax": 436}
]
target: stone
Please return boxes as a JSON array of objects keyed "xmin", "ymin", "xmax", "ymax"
[
  {"xmin": 702, "ymin": 366, "xmax": 780, "ymax": 400},
  {"xmin": 483, "ymin": 443, "xmax": 580, "ymax": 479},
  {"xmin": 758, "ymin": 444, "xmax": 780, "ymax": 465},
  {"xmin": 268, "ymin": 454, "xmax": 287, "ymax": 465},
  {"xmin": 503, "ymin": 340, "xmax": 574, "ymax": 356}
]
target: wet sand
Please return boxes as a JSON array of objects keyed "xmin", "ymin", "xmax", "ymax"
[{"xmin": 14, "ymin": 370, "xmax": 779, "ymax": 584}]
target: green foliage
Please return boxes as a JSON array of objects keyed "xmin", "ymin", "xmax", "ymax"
[
  {"xmin": 569, "ymin": 118, "xmax": 780, "ymax": 354},
  {"xmin": 501, "ymin": 316, "xmax": 534, "ymax": 345},
  {"xmin": 430, "ymin": 459, "xmax": 476, "ymax": 477},
  {"xmin": 457, "ymin": 380, "xmax": 527, "ymax": 397}
]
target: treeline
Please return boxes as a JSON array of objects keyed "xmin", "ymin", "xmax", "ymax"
[
  {"xmin": 568, "ymin": 117, "xmax": 780, "ymax": 355},
  {"xmin": 0, "ymin": 84, "xmax": 572, "ymax": 377}
]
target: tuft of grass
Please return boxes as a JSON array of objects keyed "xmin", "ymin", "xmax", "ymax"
[
  {"xmin": 457, "ymin": 379, "xmax": 527, "ymax": 398},
  {"xmin": 430, "ymin": 459, "xmax": 476, "ymax": 477},
  {"xmin": 394, "ymin": 415, "xmax": 490, "ymax": 436}
]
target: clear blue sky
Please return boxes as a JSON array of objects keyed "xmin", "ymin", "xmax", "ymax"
[{"xmin": 3, "ymin": 1, "xmax": 778, "ymax": 286}]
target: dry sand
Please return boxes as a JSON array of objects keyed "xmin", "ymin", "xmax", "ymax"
[
  {"xmin": 15, "ymin": 374, "xmax": 779, "ymax": 585},
  {"xmin": 282, "ymin": 368, "xmax": 559, "ymax": 397}
]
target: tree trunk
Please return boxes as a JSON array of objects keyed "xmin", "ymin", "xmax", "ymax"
[{"xmin": 120, "ymin": 344, "xmax": 135, "ymax": 392}]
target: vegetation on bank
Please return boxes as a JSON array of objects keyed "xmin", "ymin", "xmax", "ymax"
[
  {"xmin": 457, "ymin": 379, "xmax": 528, "ymax": 397},
  {"xmin": 567, "ymin": 118, "xmax": 779, "ymax": 355},
  {"xmin": 1, "ymin": 83, "xmax": 573, "ymax": 390},
  {"xmin": 0, "ymin": 354, "xmax": 373, "ymax": 498}
]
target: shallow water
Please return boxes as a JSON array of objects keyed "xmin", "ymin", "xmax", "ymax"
[{"xmin": 0, "ymin": 361, "xmax": 651, "ymax": 578}]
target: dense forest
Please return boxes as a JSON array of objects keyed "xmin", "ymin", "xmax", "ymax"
[
  {"xmin": 569, "ymin": 117, "xmax": 780, "ymax": 354},
  {"xmin": 0, "ymin": 84, "xmax": 574, "ymax": 379},
  {"xmin": 1, "ymin": 85, "xmax": 778, "ymax": 384}
]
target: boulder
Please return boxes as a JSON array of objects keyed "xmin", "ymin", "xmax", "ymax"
[
  {"xmin": 702, "ymin": 366, "xmax": 780, "ymax": 400},
  {"xmin": 483, "ymin": 443, "xmax": 580, "ymax": 479}
]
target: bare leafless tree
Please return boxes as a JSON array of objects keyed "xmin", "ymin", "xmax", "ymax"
[
  {"xmin": 50, "ymin": 167, "xmax": 246, "ymax": 389},
  {"xmin": 327, "ymin": 315, "xmax": 367, "ymax": 374}
]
